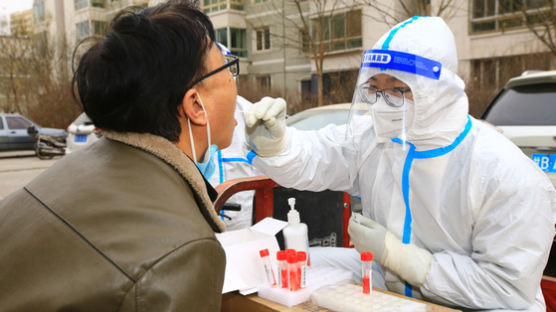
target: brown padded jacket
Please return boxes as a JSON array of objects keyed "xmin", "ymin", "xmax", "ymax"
[{"xmin": 0, "ymin": 131, "xmax": 227, "ymax": 311}]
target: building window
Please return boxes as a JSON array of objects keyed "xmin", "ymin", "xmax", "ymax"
[
  {"xmin": 76, "ymin": 21, "xmax": 90, "ymax": 39},
  {"xmin": 216, "ymin": 28, "xmax": 228, "ymax": 47},
  {"xmin": 256, "ymin": 75, "xmax": 271, "ymax": 89},
  {"xmin": 75, "ymin": 0, "xmax": 106, "ymax": 10},
  {"xmin": 202, "ymin": 0, "xmax": 243, "ymax": 13},
  {"xmin": 216, "ymin": 27, "xmax": 247, "ymax": 57},
  {"xmin": 91, "ymin": 0, "xmax": 106, "ymax": 8},
  {"xmin": 230, "ymin": 28, "xmax": 247, "ymax": 57},
  {"xmin": 470, "ymin": 53, "xmax": 552, "ymax": 88},
  {"xmin": 307, "ymin": 10, "xmax": 362, "ymax": 53},
  {"xmin": 33, "ymin": 1, "xmax": 45, "ymax": 23},
  {"xmin": 76, "ymin": 20, "xmax": 106, "ymax": 39},
  {"xmin": 92, "ymin": 21, "xmax": 107, "ymax": 35},
  {"xmin": 75, "ymin": 0, "xmax": 89, "ymax": 10},
  {"xmin": 255, "ymin": 27, "xmax": 270, "ymax": 51},
  {"xmin": 470, "ymin": 0, "xmax": 554, "ymax": 34}
]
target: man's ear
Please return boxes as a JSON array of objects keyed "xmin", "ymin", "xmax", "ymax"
[{"xmin": 181, "ymin": 88, "xmax": 207, "ymax": 126}]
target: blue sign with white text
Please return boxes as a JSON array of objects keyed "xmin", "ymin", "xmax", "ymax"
[
  {"xmin": 361, "ymin": 49, "xmax": 442, "ymax": 80},
  {"xmin": 532, "ymin": 153, "xmax": 556, "ymax": 173}
]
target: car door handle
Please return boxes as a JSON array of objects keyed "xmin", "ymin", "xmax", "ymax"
[{"xmin": 10, "ymin": 131, "xmax": 16, "ymax": 134}]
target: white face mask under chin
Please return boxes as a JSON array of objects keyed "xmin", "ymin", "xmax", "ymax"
[{"xmin": 371, "ymin": 97, "xmax": 414, "ymax": 144}]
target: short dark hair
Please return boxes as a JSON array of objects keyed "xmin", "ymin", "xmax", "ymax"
[{"xmin": 73, "ymin": 1, "xmax": 215, "ymax": 141}]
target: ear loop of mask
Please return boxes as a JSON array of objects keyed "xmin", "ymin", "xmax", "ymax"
[{"xmin": 187, "ymin": 93, "xmax": 211, "ymax": 162}]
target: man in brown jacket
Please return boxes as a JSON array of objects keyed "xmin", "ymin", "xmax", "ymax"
[{"xmin": 0, "ymin": 1, "xmax": 238, "ymax": 311}]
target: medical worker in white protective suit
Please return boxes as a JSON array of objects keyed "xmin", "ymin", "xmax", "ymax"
[{"xmin": 244, "ymin": 16, "xmax": 556, "ymax": 311}]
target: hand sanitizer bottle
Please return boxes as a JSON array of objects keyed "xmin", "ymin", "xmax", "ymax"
[{"xmin": 283, "ymin": 198, "xmax": 309, "ymax": 265}]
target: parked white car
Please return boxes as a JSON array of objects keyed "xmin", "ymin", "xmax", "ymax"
[
  {"xmin": 481, "ymin": 70, "xmax": 556, "ymax": 189},
  {"xmin": 66, "ymin": 113, "xmax": 101, "ymax": 154},
  {"xmin": 286, "ymin": 103, "xmax": 351, "ymax": 130}
]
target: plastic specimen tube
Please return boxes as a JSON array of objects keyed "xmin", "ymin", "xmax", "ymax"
[
  {"xmin": 259, "ymin": 248, "xmax": 277, "ymax": 286},
  {"xmin": 277, "ymin": 251, "xmax": 287, "ymax": 288},
  {"xmin": 297, "ymin": 251, "xmax": 307, "ymax": 288},
  {"xmin": 287, "ymin": 252, "xmax": 299, "ymax": 291},
  {"xmin": 361, "ymin": 252, "xmax": 373, "ymax": 295}
]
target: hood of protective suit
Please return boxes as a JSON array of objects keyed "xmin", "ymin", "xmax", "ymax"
[{"xmin": 367, "ymin": 16, "xmax": 468, "ymax": 149}]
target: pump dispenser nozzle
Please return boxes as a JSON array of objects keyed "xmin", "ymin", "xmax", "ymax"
[{"xmin": 287, "ymin": 197, "xmax": 300, "ymax": 224}]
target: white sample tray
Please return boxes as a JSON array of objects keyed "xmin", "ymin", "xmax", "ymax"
[{"xmin": 311, "ymin": 283, "xmax": 428, "ymax": 312}]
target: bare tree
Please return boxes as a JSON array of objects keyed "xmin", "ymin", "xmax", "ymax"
[
  {"xmin": 248, "ymin": 0, "xmax": 361, "ymax": 107},
  {"xmin": 0, "ymin": 31, "xmax": 81, "ymax": 127},
  {"xmin": 516, "ymin": 0, "xmax": 555, "ymax": 55},
  {"xmin": 0, "ymin": 36, "xmax": 30, "ymax": 114}
]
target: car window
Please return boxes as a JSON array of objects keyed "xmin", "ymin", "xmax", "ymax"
[
  {"xmin": 484, "ymin": 83, "xmax": 556, "ymax": 126},
  {"xmin": 289, "ymin": 111, "xmax": 349, "ymax": 130},
  {"xmin": 0, "ymin": 117, "xmax": 3, "ymax": 130},
  {"xmin": 6, "ymin": 116, "xmax": 32, "ymax": 130}
]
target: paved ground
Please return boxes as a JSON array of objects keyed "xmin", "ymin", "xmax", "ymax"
[{"xmin": 0, "ymin": 151, "xmax": 60, "ymax": 200}]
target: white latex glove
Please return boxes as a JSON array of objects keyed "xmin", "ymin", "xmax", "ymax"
[
  {"xmin": 348, "ymin": 213, "xmax": 433, "ymax": 287},
  {"xmin": 244, "ymin": 97, "xmax": 287, "ymax": 157}
]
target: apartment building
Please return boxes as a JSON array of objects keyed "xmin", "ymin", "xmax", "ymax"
[
  {"xmin": 32, "ymin": 0, "xmax": 149, "ymax": 50},
  {"xmin": 10, "ymin": 9, "xmax": 34, "ymax": 36},
  {"xmin": 202, "ymin": 0, "xmax": 554, "ymax": 108},
  {"xmin": 455, "ymin": 0, "xmax": 554, "ymax": 89},
  {"xmin": 21, "ymin": 0, "xmax": 553, "ymax": 108}
]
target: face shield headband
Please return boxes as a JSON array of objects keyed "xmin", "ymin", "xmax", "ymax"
[{"xmin": 361, "ymin": 49, "xmax": 442, "ymax": 80}]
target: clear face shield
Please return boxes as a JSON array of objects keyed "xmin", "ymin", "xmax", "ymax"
[{"xmin": 346, "ymin": 49, "xmax": 442, "ymax": 151}]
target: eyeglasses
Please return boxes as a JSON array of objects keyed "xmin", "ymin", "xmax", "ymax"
[
  {"xmin": 185, "ymin": 54, "xmax": 239, "ymax": 90},
  {"xmin": 358, "ymin": 85, "xmax": 411, "ymax": 108}
]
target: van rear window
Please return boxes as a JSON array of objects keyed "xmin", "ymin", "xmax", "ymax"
[{"xmin": 484, "ymin": 83, "xmax": 556, "ymax": 126}]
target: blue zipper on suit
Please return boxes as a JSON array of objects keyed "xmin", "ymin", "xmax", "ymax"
[{"xmin": 391, "ymin": 115, "xmax": 472, "ymax": 297}]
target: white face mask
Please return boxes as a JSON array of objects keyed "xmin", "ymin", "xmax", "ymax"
[
  {"xmin": 187, "ymin": 93, "xmax": 218, "ymax": 180},
  {"xmin": 371, "ymin": 96, "xmax": 414, "ymax": 143}
]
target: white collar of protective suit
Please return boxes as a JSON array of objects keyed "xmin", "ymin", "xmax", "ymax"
[{"xmin": 187, "ymin": 93, "xmax": 212, "ymax": 163}]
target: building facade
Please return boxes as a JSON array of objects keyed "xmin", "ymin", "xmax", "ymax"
[
  {"xmin": 20, "ymin": 0, "xmax": 554, "ymax": 113},
  {"xmin": 32, "ymin": 0, "xmax": 149, "ymax": 51},
  {"xmin": 10, "ymin": 9, "xmax": 34, "ymax": 36},
  {"xmin": 201, "ymin": 0, "xmax": 555, "ymax": 112}
]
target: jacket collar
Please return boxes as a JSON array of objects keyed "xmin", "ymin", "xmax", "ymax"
[{"xmin": 102, "ymin": 131, "xmax": 226, "ymax": 233}]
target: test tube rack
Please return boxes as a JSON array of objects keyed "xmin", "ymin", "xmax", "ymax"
[{"xmin": 257, "ymin": 266, "xmax": 353, "ymax": 307}]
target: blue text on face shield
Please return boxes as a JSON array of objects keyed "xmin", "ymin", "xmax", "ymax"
[{"xmin": 361, "ymin": 49, "xmax": 442, "ymax": 80}]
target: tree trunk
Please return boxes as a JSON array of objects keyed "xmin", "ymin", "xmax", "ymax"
[{"xmin": 317, "ymin": 70, "xmax": 324, "ymax": 106}]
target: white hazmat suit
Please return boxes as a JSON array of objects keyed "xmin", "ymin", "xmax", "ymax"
[{"xmin": 245, "ymin": 17, "xmax": 556, "ymax": 311}]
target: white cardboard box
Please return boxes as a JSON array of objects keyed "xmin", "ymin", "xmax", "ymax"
[{"xmin": 216, "ymin": 217, "xmax": 288, "ymax": 294}]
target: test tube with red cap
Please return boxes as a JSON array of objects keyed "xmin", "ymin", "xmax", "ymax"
[
  {"xmin": 361, "ymin": 252, "xmax": 373, "ymax": 295},
  {"xmin": 297, "ymin": 251, "xmax": 307, "ymax": 288},
  {"xmin": 287, "ymin": 252, "xmax": 299, "ymax": 291},
  {"xmin": 276, "ymin": 251, "xmax": 287, "ymax": 288},
  {"xmin": 259, "ymin": 249, "xmax": 277, "ymax": 286}
]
